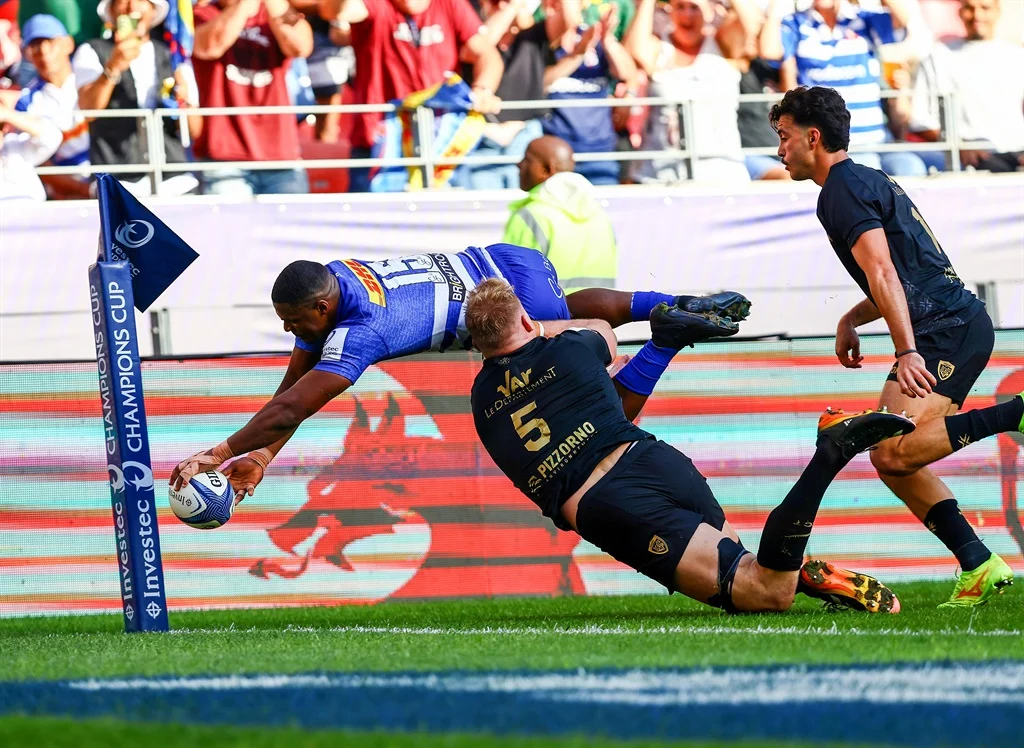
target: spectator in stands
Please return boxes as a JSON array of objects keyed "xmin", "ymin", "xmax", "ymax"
[
  {"xmin": 17, "ymin": 15, "xmax": 92, "ymax": 199},
  {"xmin": 319, "ymin": 0, "xmax": 504, "ymax": 192},
  {"xmin": 909, "ymin": 0, "xmax": 1024, "ymax": 172},
  {"xmin": 718, "ymin": 0, "xmax": 789, "ymax": 180},
  {"xmin": 1, "ymin": 101, "xmax": 62, "ymax": 201},
  {"xmin": 502, "ymin": 135, "xmax": 617, "ymax": 291},
  {"xmin": 760, "ymin": 0, "xmax": 929, "ymax": 176},
  {"xmin": 543, "ymin": 0, "xmax": 637, "ymax": 186},
  {"xmin": 74, "ymin": 0, "xmax": 201, "ymax": 194},
  {"xmin": 193, "ymin": 0, "xmax": 314, "ymax": 195},
  {"xmin": 539, "ymin": 0, "xmax": 636, "ymax": 42},
  {"xmin": 292, "ymin": 0, "xmax": 354, "ymax": 142},
  {"xmin": 625, "ymin": 0, "xmax": 751, "ymax": 183},
  {"xmin": 0, "ymin": 7, "xmax": 27, "ymax": 90},
  {"xmin": 456, "ymin": 0, "xmax": 547, "ymax": 190}
]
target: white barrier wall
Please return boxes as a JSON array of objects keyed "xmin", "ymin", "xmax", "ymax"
[{"xmin": 1, "ymin": 177, "xmax": 1022, "ymax": 360}]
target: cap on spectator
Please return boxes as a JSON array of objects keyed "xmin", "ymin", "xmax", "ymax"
[
  {"xmin": 96, "ymin": 0, "xmax": 169, "ymax": 26},
  {"xmin": 20, "ymin": 14, "xmax": 70, "ymax": 47}
]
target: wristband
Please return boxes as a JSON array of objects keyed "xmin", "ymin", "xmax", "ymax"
[
  {"xmin": 895, "ymin": 349, "xmax": 918, "ymax": 359},
  {"xmin": 248, "ymin": 448, "xmax": 273, "ymax": 471},
  {"xmin": 536, "ymin": 321, "xmax": 546, "ymax": 338},
  {"xmin": 102, "ymin": 66, "xmax": 122, "ymax": 85},
  {"xmin": 211, "ymin": 440, "xmax": 235, "ymax": 462}
]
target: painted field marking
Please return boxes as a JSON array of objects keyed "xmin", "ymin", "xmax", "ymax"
[
  {"xmin": 66, "ymin": 662, "xmax": 1024, "ymax": 707},
  {"xmin": 148, "ymin": 623, "xmax": 1023, "ymax": 638}
]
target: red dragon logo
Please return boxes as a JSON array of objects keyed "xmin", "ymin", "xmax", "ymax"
[{"xmin": 249, "ymin": 384, "xmax": 586, "ymax": 601}]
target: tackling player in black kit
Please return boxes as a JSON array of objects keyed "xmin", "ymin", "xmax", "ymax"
[
  {"xmin": 771, "ymin": 86, "xmax": 1022, "ymax": 607},
  {"xmin": 468, "ymin": 279, "xmax": 913, "ymax": 614}
]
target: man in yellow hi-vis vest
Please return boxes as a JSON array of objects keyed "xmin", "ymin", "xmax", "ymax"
[{"xmin": 501, "ymin": 135, "xmax": 617, "ymax": 292}]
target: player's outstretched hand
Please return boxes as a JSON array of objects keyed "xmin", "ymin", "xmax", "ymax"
[
  {"xmin": 896, "ymin": 352, "xmax": 936, "ymax": 398},
  {"xmin": 835, "ymin": 320, "xmax": 863, "ymax": 368},
  {"xmin": 223, "ymin": 456, "xmax": 265, "ymax": 504},
  {"xmin": 170, "ymin": 443, "xmax": 231, "ymax": 491}
]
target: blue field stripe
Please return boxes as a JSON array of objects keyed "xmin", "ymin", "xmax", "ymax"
[{"xmin": 1, "ymin": 662, "xmax": 1021, "ymax": 747}]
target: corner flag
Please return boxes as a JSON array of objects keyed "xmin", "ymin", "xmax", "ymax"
[{"xmin": 96, "ymin": 174, "xmax": 199, "ymax": 311}]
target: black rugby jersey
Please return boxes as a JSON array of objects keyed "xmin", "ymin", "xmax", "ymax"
[
  {"xmin": 817, "ymin": 159, "xmax": 983, "ymax": 334},
  {"xmin": 471, "ymin": 330, "xmax": 652, "ymax": 530}
]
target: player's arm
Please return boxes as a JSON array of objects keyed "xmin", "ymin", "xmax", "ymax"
[
  {"xmin": 171, "ymin": 369, "xmax": 353, "ymax": 490},
  {"xmin": 835, "ymin": 297, "xmax": 882, "ymax": 369},
  {"xmin": 539, "ymin": 318, "xmax": 617, "ymax": 358},
  {"xmin": 851, "ymin": 228, "xmax": 936, "ymax": 397},
  {"xmin": 221, "ymin": 344, "xmax": 323, "ymax": 498}
]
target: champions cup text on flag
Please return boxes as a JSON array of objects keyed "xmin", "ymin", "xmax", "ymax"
[
  {"xmin": 370, "ymin": 75, "xmax": 486, "ymax": 192},
  {"xmin": 89, "ymin": 174, "xmax": 199, "ymax": 633}
]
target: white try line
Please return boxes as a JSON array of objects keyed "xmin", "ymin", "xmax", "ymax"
[
  {"xmin": 67, "ymin": 662, "xmax": 1024, "ymax": 706},
  {"xmin": 156, "ymin": 623, "xmax": 1024, "ymax": 637}
]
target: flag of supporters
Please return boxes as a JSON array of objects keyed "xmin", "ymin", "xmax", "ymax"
[
  {"xmin": 164, "ymin": 0, "xmax": 194, "ymax": 71},
  {"xmin": 370, "ymin": 75, "xmax": 486, "ymax": 192},
  {"xmin": 96, "ymin": 174, "xmax": 199, "ymax": 312}
]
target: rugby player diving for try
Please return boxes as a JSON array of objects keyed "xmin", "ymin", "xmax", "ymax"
[
  {"xmin": 170, "ymin": 243, "xmax": 750, "ymax": 500},
  {"xmin": 466, "ymin": 278, "xmax": 913, "ymax": 614}
]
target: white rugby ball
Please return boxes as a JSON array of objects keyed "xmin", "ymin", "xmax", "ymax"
[{"xmin": 169, "ymin": 469, "xmax": 235, "ymax": 529}]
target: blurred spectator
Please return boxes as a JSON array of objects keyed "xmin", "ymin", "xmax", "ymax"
[
  {"xmin": 760, "ymin": 0, "xmax": 929, "ymax": 176},
  {"xmin": 910, "ymin": 0, "xmax": 1024, "ymax": 172},
  {"xmin": 543, "ymin": 0, "xmax": 637, "ymax": 186},
  {"xmin": 539, "ymin": 0, "xmax": 635, "ymax": 41},
  {"xmin": 16, "ymin": 15, "xmax": 92, "ymax": 199},
  {"xmin": 18, "ymin": 1, "xmax": 105, "ymax": 46},
  {"xmin": 320, "ymin": 0, "xmax": 503, "ymax": 192},
  {"xmin": 0, "ymin": 101, "xmax": 62, "ymax": 200},
  {"xmin": 193, "ymin": 0, "xmax": 314, "ymax": 195},
  {"xmin": 291, "ymin": 0, "xmax": 354, "ymax": 141},
  {"xmin": 625, "ymin": 0, "xmax": 751, "ymax": 183},
  {"xmin": 0, "ymin": 11, "xmax": 28, "ymax": 89},
  {"xmin": 717, "ymin": 0, "xmax": 789, "ymax": 179},
  {"xmin": 502, "ymin": 135, "xmax": 617, "ymax": 291},
  {"xmin": 456, "ymin": 0, "xmax": 547, "ymax": 189},
  {"xmin": 74, "ymin": 0, "xmax": 201, "ymax": 193}
]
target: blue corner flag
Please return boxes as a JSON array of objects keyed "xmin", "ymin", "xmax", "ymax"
[{"xmin": 96, "ymin": 174, "xmax": 199, "ymax": 311}]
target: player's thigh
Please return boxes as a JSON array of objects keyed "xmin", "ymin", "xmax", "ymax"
[
  {"xmin": 574, "ymin": 441, "xmax": 730, "ymax": 595},
  {"xmin": 878, "ymin": 379, "xmax": 957, "ymax": 423},
  {"xmin": 884, "ymin": 312, "xmax": 995, "ymax": 410},
  {"xmin": 483, "ymin": 242, "xmax": 571, "ymax": 321},
  {"xmin": 671, "ymin": 522, "xmax": 735, "ymax": 602}
]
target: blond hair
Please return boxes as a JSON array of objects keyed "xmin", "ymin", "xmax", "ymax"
[{"xmin": 466, "ymin": 279, "xmax": 524, "ymax": 353}]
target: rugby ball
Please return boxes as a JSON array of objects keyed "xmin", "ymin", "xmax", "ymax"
[{"xmin": 169, "ymin": 470, "xmax": 234, "ymax": 529}]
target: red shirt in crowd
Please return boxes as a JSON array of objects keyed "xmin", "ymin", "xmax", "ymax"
[
  {"xmin": 350, "ymin": 0, "xmax": 485, "ymax": 149},
  {"xmin": 192, "ymin": 4, "xmax": 299, "ymax": 162}
]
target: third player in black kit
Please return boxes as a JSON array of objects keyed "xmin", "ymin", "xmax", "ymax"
[{"xmin": 771, "ymin": 86, "xmax": 1021, "ymax": 607}]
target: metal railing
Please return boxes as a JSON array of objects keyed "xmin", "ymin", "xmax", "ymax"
[{"xmin": 33, "ymin": 90, "xmax": 994, "ymax": 192}]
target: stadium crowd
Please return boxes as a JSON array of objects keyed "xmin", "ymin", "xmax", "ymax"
[{"xmin": 0, "ymin": 0, "xmax": 1021, "ymax": 200}]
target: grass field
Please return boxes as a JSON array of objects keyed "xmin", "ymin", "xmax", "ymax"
[{"xmin": 2, "ymin": 582, "xmax": 1021, "ymax": 748}]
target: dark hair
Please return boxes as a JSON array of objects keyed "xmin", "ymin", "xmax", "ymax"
[
  {"xmin": 272, "ymin": 261, "xmax": 334, "ymax": 306},
  {"xmin": 769, "ymin": 87, "xmax": 851, "ymax": 153}
]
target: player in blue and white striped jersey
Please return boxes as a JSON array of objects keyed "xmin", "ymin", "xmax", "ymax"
[{"xmin": 170, "ymin": 243, "xmax": 751, "ymax": 499}]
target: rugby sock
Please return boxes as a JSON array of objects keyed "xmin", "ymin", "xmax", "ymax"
[
  {"xmin": 945, "ymin": 396, "xmax": 1024, "ymax": 452},
  {"xmin": 613, "ymin": 341, "xmax": 676, "ymax": 396},
  {"xmin": 630, "ymin": 292, "xmax": 676, "ymax": 322},
  {"xmin": 923, "ymin": 499, "xmax": 990, "ymax": 572},
  {"xmin": 757, "ymin": 435, "xmax": 848, "ymax": 572}
]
